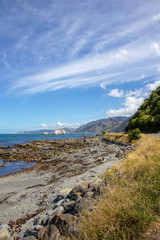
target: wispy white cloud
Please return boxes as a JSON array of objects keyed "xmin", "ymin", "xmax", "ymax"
[
  {"xmin": 108, "ymin": 89, "xmax": 124, "ymax": 97},
  {"xmin": 40, "ymin": 123, "xmax": 47, "ymax": 128},
  {"xmin": 1, "ymin": 52, "xmax": 11, "ymax": 69},
  {"xmin": 153, "ymin": 13, "xmax": 160, "ymax": 21},
  {"xmin": 100, "ymin": 83, "xmax": 106, "ymax": 90},
  {"xmin": 113, "ymin": 49, "xmax": 128, "ymax": 60},
  {"xmin": 0, "ymin": 0, "xmax": 160, "ymax": 96},
  {"xmin": 40, "ymin": 121, "xmax": 80, "ymax": 129},
  {"xmin": 8, "ymin": 42, "xmax": 159, "ymax": 94},
  {"xmin": 152, "ymin": 42, "xmax": 160, "ymax": 56}
]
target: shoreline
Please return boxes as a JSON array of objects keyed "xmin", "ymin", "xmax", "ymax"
[
  {"xmin": 0, "ymin": 136, "xmax": 101, "ymax": 178},
  {"xmin": 0, "ymin": 135, "xmax": 100, "ymax": 164},
  {"xmin": 0, "ymin": 137, "xmax": 133, "ymax": 238}
]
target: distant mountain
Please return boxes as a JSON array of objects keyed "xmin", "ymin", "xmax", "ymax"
[
  {"xmin": 76, "ymin": 117, "xmax": 129, "ymax": 133},
  {"xmin": 15, "ymin": 128, "xmax": 76, "ymax": 134},
  {"xmin": 125, "ymin": 86, "xmax": 160, "ymax": 133},
  {"xmin": 15, "ymin": 117, "xmax": 129, "ymax": 135}
]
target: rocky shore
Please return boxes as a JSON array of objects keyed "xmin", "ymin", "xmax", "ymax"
[
  {"xmin": 0, "ymin": 137, "xmax": 100, "ymax": 162},
  {"xmin": 0, "ymin": 136, "xmax": 133, "ymax": 239}
]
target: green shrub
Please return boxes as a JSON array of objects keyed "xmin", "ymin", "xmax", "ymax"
[{"xmin": 128, "ymin": 128, "xmax": 141, "ymax": 142}]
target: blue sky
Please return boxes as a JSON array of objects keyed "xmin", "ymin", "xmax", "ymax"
[{"xmin": 0, "ymin": 0, "xmax": 160, "ymax": 133}]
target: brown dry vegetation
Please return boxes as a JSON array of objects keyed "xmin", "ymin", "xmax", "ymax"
[
  {"xmin": 103, "ymin": 132, "xmax": 130, "ymax": 144},
  {"xmin": 69, "ymin": 135, "xmax": 160, "ymax": 240}
]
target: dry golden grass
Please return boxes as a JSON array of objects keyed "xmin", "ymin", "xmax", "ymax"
[
  {"xmin": 69, "ymin": 135, "xmax": 160, "ymax": 240},
  {"xmin": 103, "ymin": 133, "xmax": 130, "ymax": 144}
]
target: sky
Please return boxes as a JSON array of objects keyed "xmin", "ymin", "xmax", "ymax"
[{"xmin": 0, "ymin": 0, "xmax": 160, "ymax": 133}]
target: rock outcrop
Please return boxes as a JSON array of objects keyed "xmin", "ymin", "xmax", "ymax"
[
  {"xmin": 22, "ymin": 179, "xmax": 108, "ymax": 240},
  {"xmin": 0, "ymin": 137, "xmax": 99, "ymax": 162}
]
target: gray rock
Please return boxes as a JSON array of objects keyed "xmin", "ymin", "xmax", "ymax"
[
  {"xmin": 62, "ymin": 201, "xmax": 76, "ymax": 213},
  {"xmin": 92, "ymin": 181, "xmax": 107, "ymax": 196},
  {"xmin": 74, "ymin": 197, "xmax": 96, "ymax": 214},
  {"xmin": 53, "ymin": 195, "xmax": 64, "ymax": 204},
  {"xmin": 52, "ymin": 206, "xmax": 64, "ymax": 215},
  {"xmin": 54, "ymin": 199, "xmax": 70, "ymax": 209},
  {"xmin": 54, "ymin": 199, "xmax": 64, "ymax": 208},
  {"xmin": 68, "ymin": 184, "xmax": 88, "ymax": 199},
  {"xmin": 37, "ymin": 224, "xmax": 61, "ymax": 240},
  {"xmin": 50, "ymin": 214, "xmax": 78, "ymax": 236},
  {"xmin": 46, "ymin": 209, "xmax": 55, "ymax": 216},
  {"xmin": 33, "ymin": 215, "xmax": 46, "ymax": 226},
  {"xmin": 83, "ymin": 191, "xmax": 94, "ymax": 198},
  {"xmin": 37, "ymin": 226, "xmax": 48, "ymax": 240},
  {"xmin": 68, "ymin": 192, "xmax": 82, "ymax": 201},
  {"xmin": 0, "ymin": 229, "xmax": 10, "ymax": 240},
  {"xmin": 48, "ymin": 225, "xmax": 61, "ymax": 240},
  {"xmin": 34, "ymin": 215, "xmax": 50, "ymax": 227},
  {"xmin": 41, "ymin": 216, "xmax": 50, "ymax": 226},
  {"xmin": 24, "ymin": 225, "xmax": 43, "ymax": 237},
  {"xmin": 88, "ymin": 180, "xmax": 103, "ymax": 190}
]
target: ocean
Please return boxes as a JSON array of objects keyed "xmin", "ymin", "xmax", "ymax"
[
  {"xmin": 0, "ymin": 133, "xmax": 99, "ymax": 176},
  {"xmin": 0, "ymin": 133, "xmax": 98, "ymax": 147}
]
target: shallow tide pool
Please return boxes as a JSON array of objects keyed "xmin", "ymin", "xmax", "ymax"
[{"xmin": 0, "ymin": 159, "xmax": 36, "ymax": 177}]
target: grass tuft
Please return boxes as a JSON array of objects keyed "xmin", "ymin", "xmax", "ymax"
[{"xmin": 69, "ymin": 135, "xmax": 160, "ymax": 240}]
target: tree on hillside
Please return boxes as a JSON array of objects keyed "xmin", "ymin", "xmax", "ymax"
[{"xmin": 125, "ymin": 86, "xmax": 160, "ymax": 133}]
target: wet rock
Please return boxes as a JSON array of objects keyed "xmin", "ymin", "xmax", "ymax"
[
  {"xmin": 0, "ymin": 137, "xmax": 99, "ymax": 162},
  {"xmin": 0, "ymin": 163, "xmax": 6, "ymax": 167}
]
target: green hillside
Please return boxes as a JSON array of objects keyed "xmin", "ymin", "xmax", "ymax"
[{"xmin": 125, "ymin": 86, "xmax": 160, "ymax": 133}]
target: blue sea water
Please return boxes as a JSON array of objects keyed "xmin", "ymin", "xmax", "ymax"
[
  {"xmin": 0, "ymin": 133, "xmax": 98, "ymax": 147},
  {"xmin": 0, "ymin": 133, "xmax": 99, "ymax": 176},
  {"xmin": 0, "ymin": 160, "xmax": 36, "ymax": 177}
]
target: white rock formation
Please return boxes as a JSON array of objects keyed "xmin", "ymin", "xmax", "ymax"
[
  {"xmin": 54, "ymin": 129, "xmax": 66, "ymax": 135},
  {"xmin": 42, "ymin": 132, "xmax": 49, "ymax": 135}
]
